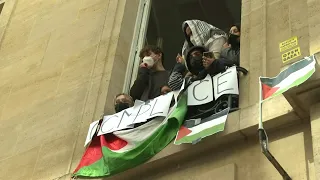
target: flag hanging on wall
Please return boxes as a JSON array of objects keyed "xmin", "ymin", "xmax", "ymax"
[
  {"xmin": 260, "ymin": 55, "xmax": 316, "ymax": 101},
  {"xmin": 174, "ymin": 108, "xmax": 229, "ymax": 145},
  {"xmin": 72, "ymin": 96, "xmax": 187, "ymax": 178}
]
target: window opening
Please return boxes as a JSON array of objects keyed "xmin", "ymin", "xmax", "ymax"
[
  {"xmin": 0, "ymin": 1, "xmax": 5, "ymax": 15},
  {"xmin": 146, "ymin": 0, "xmax": 241, "ymax": 70}
]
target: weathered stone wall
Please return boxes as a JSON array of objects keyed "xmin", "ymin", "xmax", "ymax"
[
  {"xmin": 1, "ymin": 0, "xmax": 320, "ymax": 179},
  {"xmin": 112, "ymin": 123, "xmax": 314, "ymax": 180},
  {"xmin": 0, "ymin": 0, "xmax": 139, "ymax": 179}
]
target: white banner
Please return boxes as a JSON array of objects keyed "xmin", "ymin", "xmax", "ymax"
[
  {"xmin": 84, "ymin": 120, "xmax": 100, "ymax": 146},
  {"xmin": 187, "ymin": 75, "xmax": 214, "ymax": 106},
  {"xmin": 213, "ymin": 66, "xmax": 239, "ymax": 100},
  {"xmin": 97, "ymin": 92, "xmax": 173, "ymax": 136},
  {"xmin": 86, "ymin": 66, "xmax": 240, "ymax": 145}
]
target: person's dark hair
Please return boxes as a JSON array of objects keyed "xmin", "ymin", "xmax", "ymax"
[
  {"xmin": 231, "ymin": 23, "xmax": 241, "ymax": 32},
  {"xmin": 139, "ymin": 45, "xmax": 164, "ymax": 60},
  {"xmin": 114, "ymin": 93, "xmax": 133, "ymax": 106},
  {"xmin": 183, "ymin": 23, "xmax": 194, "ymax": 48},
  {"xmin": 225, "ymin": 23, "xmax": 241, "ymax": 34},
  {"xmin": 185, "ymin": 46, "xmax": 208, "ymax": 75}
]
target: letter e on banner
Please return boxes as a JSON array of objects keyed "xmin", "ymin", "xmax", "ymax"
[
  {"xmin": 84, "ymin": 120, "xmax": 100, "ymax": 147},
  {"xmin": 213, "ymin": 66, "xmax": 239, "ymax": 100},
  {"xmin": 187, "ymin": 75, "xmax": 214, "ymax": 106}
]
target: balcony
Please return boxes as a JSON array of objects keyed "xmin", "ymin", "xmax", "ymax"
[{"xmin": 103, "ymin": 53, "xmax": 320, "ymax": 180}]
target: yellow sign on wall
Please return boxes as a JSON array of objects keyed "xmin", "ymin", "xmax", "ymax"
[
  {"xmin": 279, "ymin": 36, "xmax": 298, "ymax": 52},
  {"xmin": 282, "ymin": 47, "xmax": 301, "ymax": 63}
]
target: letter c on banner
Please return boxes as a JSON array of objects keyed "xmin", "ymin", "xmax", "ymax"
[
  {"xmin": 193, "ymin": 80, "xmax": 209, "ymax": 101},
  {"xmin": 100, "ymin": 115, "xmax": 119, "ymax": 134},
  {"xmin": 89, "ymin": 122, "xmax": 99, "ymax": 139}
]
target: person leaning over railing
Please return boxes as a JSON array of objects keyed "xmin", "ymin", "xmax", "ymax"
[
  {"xmin": 203, "ymin": 24, "xmax": 241, "ymax": 76},
  {"xmin": 130, "ymin": 45, "xmax": 170, "ymax": 102},
  {"xmin": 113, "ymin": 93, "xmax": 149, "ymax": 128},
  {"xmin": 169, "ymin": 20, "xmax": 227, "ymax": 91},
  {"xmin": 223, "ymin": 24, "xmax": 241, "ymax": 65},
  {"xmin": 114, "ymin": 93, "xmax": 134, "ymax": 113},
  {"xmin": 168, "ymin": 43, "xmax": 247, "ymax": 118},
  {"xmin": 168, "ymin": 46, "xmax": 209, "ymax": 91}
]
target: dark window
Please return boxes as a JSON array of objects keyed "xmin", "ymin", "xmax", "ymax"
[
  {"xmin": 146, "ymin": 0, "xmax": 241, "ymax": 70},
  {"xmin": 0, "ymin": 2, "xmax": 4, "ymax": 15}
]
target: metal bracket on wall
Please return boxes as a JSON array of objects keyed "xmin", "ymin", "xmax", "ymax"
[{"xmin": 258, "ymin": 129, "xmax": 292, "ymax": 180}]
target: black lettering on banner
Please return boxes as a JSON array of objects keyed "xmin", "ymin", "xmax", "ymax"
[
  {"xmin": 100, "ymin": 115, "xmax": 119, "ymax": 133},
  {"xmin": 88, "ymin": 122, "xmax": 99, "ymax": 141},
  {"xmin": 192, "ymin": 79, "xmax": 209, "ymax": 101},
  {"xmin": 132, "ymin": 101, "xmax": 152, "ymax": 123},
  {"xmin": 149, "ymin": 99, "xmax": 164, "ymax": 116},
  {"xmin": 217, "ymin": 71, "xmax": 233, "ymax": 94},
  {"xmin": 117, "ymin": 109, "xmax": 132, "ymax": 128}
]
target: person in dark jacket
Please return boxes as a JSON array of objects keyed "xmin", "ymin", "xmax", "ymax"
[
  {"xmin": 168, "ymin": 46, "xmax": 209, "ymax": 91},
  {"xmin": 130, "ymin": 45, "xmax": 169, "ymax": 102},
  {"xmin": 222, "ymin": 23, "xmax": 241, "ymax": 65},
  {"xmin": 202, "ymin": 24, "xmax": 241, "ymax": 76},
  {"xmin": 204, "ymin": 24, "xmax": 241, "ymax": 70}
]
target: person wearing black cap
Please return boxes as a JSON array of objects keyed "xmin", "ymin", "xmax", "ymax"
[
  {"xmin": 168, "ymin": 42, "xmax": 240, "ymax": 91},
  {"xmin": 168, "ymin": 46, "xmax": 208, "ymax": 91}
]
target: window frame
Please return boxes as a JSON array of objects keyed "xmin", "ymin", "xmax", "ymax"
[{"xmin": 123, "ymin": 0, "xmax": 153, "ymax": 93}]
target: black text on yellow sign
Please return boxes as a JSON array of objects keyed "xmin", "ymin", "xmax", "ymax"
[
  {"xmin": 282, "ymin": 47, "xmax": 301, "ymax": 63},
  {"xmin": 279, "ymin": 36, "xmax": 298, "ymax": 52}
]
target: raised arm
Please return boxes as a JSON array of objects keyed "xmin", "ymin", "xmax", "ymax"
[{"xmin": 130, "ymin": 67, "xmax": 150, "ymax": 101}]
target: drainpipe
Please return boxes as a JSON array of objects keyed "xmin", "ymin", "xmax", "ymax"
[
  {"xmin": 258, "ymin": 129, "xmax": 292, "ymax": 180},
  {"xmin": 258, "ymin": 81, "xmax": 292, "ymax": 180}
]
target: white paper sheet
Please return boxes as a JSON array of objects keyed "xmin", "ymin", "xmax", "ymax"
[
  {"xmin": 213, "ymin": 66, "xmax": 239, "ymax": 100},
  {"xmin": 187, "ymin": 74, "xmax": 214, "ymax": 106}
]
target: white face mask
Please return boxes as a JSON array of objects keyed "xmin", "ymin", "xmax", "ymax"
[{"xmin": 142, "ymin": 56, "xmax": 155, "ymax": 68}]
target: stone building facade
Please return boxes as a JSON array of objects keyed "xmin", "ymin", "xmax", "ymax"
[{"xmin": 0, "ymin": 0, "xmax": 320, "ymax": 179}]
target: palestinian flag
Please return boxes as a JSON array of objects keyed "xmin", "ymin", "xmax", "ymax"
[
  {"xmin": 174, "ymin": 108, "xmax": 229, "ymax": 145},
  {"xmin": 73, "ymin": 96, "xmax": 187, "ymax": 178},
  {"xmin": 260, "ymin": 55, "xmax": 316, "ymax": 101}
]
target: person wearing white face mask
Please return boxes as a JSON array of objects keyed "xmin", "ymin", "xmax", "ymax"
[{"xmin": 130, "ymin": 45, "xmax": 170, "ymax": 101}]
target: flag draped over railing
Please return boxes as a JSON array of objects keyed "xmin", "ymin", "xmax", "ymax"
[
  {"xmin": 73, "ymin": 66, "xmax": 240, "ymax": 178},
  {"xmin": 73, "ymin": 96, "xmax": 188, "ymax": 178}
]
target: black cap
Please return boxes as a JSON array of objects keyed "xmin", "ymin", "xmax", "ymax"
[{"xmin": 185, "ymin": 46, "xmax": 208, "ymax": 74}]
